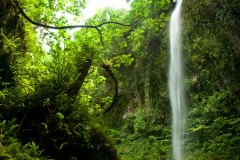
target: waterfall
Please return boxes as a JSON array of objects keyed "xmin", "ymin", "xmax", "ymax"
[{"xmin": 169, "ymin": 0, "xmax": 185, "ymax": 160}]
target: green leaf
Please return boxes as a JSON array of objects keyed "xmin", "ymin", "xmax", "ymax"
[{"xmin": 56, "ymin": 112, "xmax": 65, "ymax": 120}]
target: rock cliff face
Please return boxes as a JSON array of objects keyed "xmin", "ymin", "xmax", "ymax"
[{"xmin": 181, "ymin": 0, "xmax": 240, "ymax": 159}]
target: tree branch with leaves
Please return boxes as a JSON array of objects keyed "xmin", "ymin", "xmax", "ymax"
[{"xmin": 15, "ymin": 0, "xmax": 130, "ymax": 47}]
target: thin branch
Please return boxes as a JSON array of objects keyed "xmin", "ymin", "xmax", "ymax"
[
  {"xmin": 95, "ymin": 27, "xmax": 104, "ymax": 47},
  {"xmin": 101, "ymin": 64, "xmax": 118, "ymax": 113},
  {"xmin": 17, "ymin": 107, "xmax": 30, "ymax": 133},
  {"xmin": 15, "ymin": 0, "xmax": 130, "ymax": 46},
  {"xmin": 96, "ymin": 21, "xmax": 130, "ymax": 27}
]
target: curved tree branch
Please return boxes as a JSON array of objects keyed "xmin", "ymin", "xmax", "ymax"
[
  {"xmin": 15, "ymin": 0, "xmax": 130, "ymax": 46},
  {"xmin": 101, "ymin": 64, "xmax": 118, "ymax": 113}
]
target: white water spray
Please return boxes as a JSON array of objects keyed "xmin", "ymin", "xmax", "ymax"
[{"xmin": 169, "ymin": 0, "xmax": 185, "ymax": 160}]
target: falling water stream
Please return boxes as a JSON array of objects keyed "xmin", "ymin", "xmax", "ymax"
[{"xmin": 169, "ymin": 0, "xmax": 185, "ymax": 160}]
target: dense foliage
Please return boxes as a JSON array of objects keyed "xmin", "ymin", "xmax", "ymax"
[
  {"xmin": 0, "ymin": 0, "xmax": 239, "ymax": 159},
  {"xmin": 183, "ymin": 0, "xmax": 240, "ymax": 159}
]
